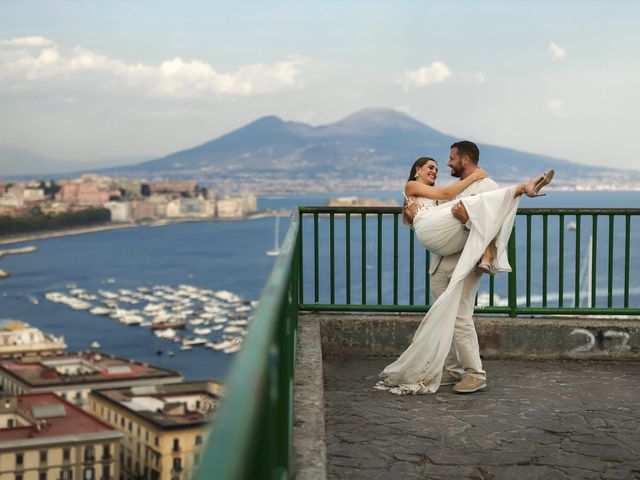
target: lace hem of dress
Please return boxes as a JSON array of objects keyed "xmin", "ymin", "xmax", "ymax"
[{"xmin": 373, "ymin": 380, "xmax": 435, "ymax": 395}]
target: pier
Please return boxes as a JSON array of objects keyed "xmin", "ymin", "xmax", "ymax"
[{"xmin": 0, "ymin": 245, "xmax": 37, "ymax": 278}]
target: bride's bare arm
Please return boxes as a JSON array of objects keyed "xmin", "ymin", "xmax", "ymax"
[{"xmin": 405, "ymin": 168, "xmax": 487, "ymax": 201}]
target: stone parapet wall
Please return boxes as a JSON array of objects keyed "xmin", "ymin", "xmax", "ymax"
[{"xmin": 312, "ymin": 312, "xmax": 640, "ymax": 360}]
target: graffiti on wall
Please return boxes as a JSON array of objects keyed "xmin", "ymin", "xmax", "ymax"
[{"xmin": 569, "ymin": 328, "xmax": 632, "ymax": 354}]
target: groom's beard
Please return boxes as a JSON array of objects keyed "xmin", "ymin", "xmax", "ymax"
[{"xmin": 450, "ymin": 166, "xmax": 463, "ymax": 178}]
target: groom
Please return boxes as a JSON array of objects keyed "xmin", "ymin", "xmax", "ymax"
[{"xmin": 431, "ymin": 141, "xmax": 499, "ymax": 393}]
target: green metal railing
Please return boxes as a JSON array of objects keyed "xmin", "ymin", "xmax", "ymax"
[
  {"xmin": 298, "ymin": 206, "xmax": 640, "ymax": 316},
  {"xmin": 195, "ymin": 209, "xmax": 300, "ymax": 480},
  {"xmin": 198, "ymin": 205, "xmax": 640, "ymax": 479}
]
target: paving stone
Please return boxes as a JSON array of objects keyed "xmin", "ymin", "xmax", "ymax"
[
  {"xmin": 324, "ymin": 358, "xmax": 640, "ymax": 479},
  {"xmin": 487, "ymin": 464, "xmax": 570, "ymax": 479},
  {"xmin": 421, "ymin": 464, "xmax": 484, "ymax": 480},
  {"xmin": 601, "ymin": 467, "xmax": 640, "ymax": 480},
  {"xmin": 535, "ymin": 452, "xmax": 606, "ymax": 472}
]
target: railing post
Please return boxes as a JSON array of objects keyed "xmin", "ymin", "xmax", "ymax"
[{"xmin": 508, "ymin": 227, "xmax": 518, "ymax": 318}]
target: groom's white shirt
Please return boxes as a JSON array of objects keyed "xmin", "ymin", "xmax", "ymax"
[{"xmin": 428, "ymin": 177, "xmax": 500, "ymax": 275}]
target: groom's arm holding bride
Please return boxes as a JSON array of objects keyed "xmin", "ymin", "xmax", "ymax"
[{"xmin": 451, "ymin": 173, "xmax": 500, "ymax": 226}]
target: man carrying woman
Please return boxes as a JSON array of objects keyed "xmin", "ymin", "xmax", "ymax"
[{"xmin": 377, "ymin": 141, "xmax": 553, "ymax": 395}]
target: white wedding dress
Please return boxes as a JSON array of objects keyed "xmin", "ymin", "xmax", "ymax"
[{"xmin": 376, "ymin": 185, "xmax": 521, "ymax": 395}]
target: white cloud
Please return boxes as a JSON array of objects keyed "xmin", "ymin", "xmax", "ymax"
[
  {"xmin": 547, "ymin": 99, "xmax": 567, "ymax": 118},
  {"xmin": 549, "ymin": 42, "xmax": 566, "ymax": 60},
  {"xmin": 397, "ymin": 61, "xmax": 451, "ymax": 91},
  {"xmin": 0, "ymin": 37, "xmax": 311, "ymax": 98},
  {"xmin": 0, "ymin": 36, "xmax": 54, "ymax": 47}
]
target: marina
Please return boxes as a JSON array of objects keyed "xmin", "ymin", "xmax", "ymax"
[{"xmin": 42, "ymin": 282, "xmax": 254, "ymax": 355}]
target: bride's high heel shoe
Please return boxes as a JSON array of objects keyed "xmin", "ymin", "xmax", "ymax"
[{"xmin": 522, "ymin": 170, "xmax": 555, "ymax": 197}]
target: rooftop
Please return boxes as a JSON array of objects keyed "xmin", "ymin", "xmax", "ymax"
[
  {"xmin": 91, "ymin": 380, "xmax": 223, "ymax": 429},
  {"xmin": 0, "ymin": 352, "xmax": 182, "ymax": 388},
  {"xmin": 0, "ymin": 393, "xmax": 120, "ymax": 443}
]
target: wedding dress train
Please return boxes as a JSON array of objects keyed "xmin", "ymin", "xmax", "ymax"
[{"xmin": 376, "ymin": 185, "xmax": 521, "ymax": 395}]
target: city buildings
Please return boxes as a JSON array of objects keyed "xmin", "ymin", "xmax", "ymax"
[
  {"xmin": 0, "ymin": 321, "xmax": 66, "ymax": 359},
  {"xmin": 0, "ymin": 353, "xmax": 183, "ymax": 407},
  {"xmin": 0, "ymin": 392, "xmax": 123, "ymax": 480},
  {"xmin": 0, "ymin": 175, "xmax": 258, "ymax": 224},
  {"xmin": 89, "ymin": 381, "xmax": 223, "ymax": 480}
]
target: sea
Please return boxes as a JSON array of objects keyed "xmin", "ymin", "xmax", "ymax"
[{"xmin": 1, "ymin": 190, "xmax": 639, "ymax": 382}]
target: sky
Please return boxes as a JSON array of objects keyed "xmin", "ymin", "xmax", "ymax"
[{"xmin": 1, "ymin": 0, "xmax": 639, "ymax": 169}]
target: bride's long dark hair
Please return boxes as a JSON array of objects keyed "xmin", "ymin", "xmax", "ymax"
[
  {"xmin": 403, "ymin": 156, "xmax": 437, "ymax": 227},
  {"xmin": 408, "ymin": 157, "xmax": 437, "ymax": 183}
]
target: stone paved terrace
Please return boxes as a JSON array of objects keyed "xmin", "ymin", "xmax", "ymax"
[
  {"xmin": 292, "ymin": 313, "xmax": 640, "ymax": 480},
  {"xmin": 324, "ymin": 358, "xmax": 640, "ymax": 480}
]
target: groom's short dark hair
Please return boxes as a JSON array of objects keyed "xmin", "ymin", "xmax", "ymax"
[{"xmin": 451, "ymin": 141, "xmax": 479, "ymax": 164}]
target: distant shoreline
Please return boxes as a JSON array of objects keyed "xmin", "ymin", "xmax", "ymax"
[
  {"xmin": 0, "ymin": 211, "xmax": 289, "ymax": 246},
  {"xmin": 0, "ymin": 223, "xmax": 138, "ymax": 246}
]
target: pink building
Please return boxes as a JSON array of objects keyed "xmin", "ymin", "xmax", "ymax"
[{"xmin": 55, "ymin": 182, "xmax": 111, "ymax": 206}]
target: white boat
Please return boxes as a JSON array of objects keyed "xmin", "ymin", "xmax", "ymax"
[
  {"xmin": 223, "ymin": 337, "xmax": 243, "ymax": 354},
  {"xmin": 228, "ymin": 319, "xmax": 248, "ymax": 326},
  {"xmin": 207, "ymin": 339, "xmax": 235, "ymax": 351},
  {"xmin": 90, "ymin": 306, "xmax": 112, "ymax": 316},
  {"xmin": 98, "ymin": 290, "xmax": 119, "ymax": 299},
  {"xmin": 26, "ymin": 295, "xmax": 39, "ymax": 305},
  {"xmin": 214, "ymin": 290, "xmax": 241, "ymax": 303},
  {"xmin": 68, "ymin": 299, "xmax": 92, "ymax": 310},
  {"xmin": 224, "ymin": 343, "xmax": 242, "ymax": 354},
  {"xmin": 224, "ymin": 325, "xmax": 245, "ymax": 334},
  {"xmin": 154, "ymin": 328, "xmax": 177, "ymax": 339},
  {"xmin": 45, "ymin": 292, "xmax": 66, "ymax": 302},
  {"xmin": 118, "ymin": 314, "xmax": 144, "ymax": 325},
  {"xmin": 266, "ymin": 215, "xmax": 281, "ymax": 256},
  {"xmin": 90, "ymin": 341, "xmax": 101, "ymax": 349},
  {"xmin": 193, "ymin": 327, "xmax": 211, "ymax": 335},
  {"xmin": 180, "ymin": 345, "xmax": 193, "ymax": 351},
  {"xmin": 182, "ymin": 337, "xmax": 208, "ymax": 346}
]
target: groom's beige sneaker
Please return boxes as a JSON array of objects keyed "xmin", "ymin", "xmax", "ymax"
[
  {"xmin": 440, "ymin": 371, "xmax": 461, "ymax": 386},
  {"xmin": 453, "ymin": 375, "xmax": 487, "ymax": 393}
]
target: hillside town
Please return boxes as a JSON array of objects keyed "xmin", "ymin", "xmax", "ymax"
[
  {"xmin": 0, "ymin": 319, "xmax": 223, "ymax": 480},
  {"xmin": 0, "ymin": 175, "xmax": 257, "ymax": 223}
]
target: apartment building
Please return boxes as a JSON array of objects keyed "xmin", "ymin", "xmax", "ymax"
[
  {"xmin": 89, "ymin": 381, "xmax": 223, "ymax": 480},
  {"xmin": 0, "ymin": 353, "xmax": 182, "ymax": 408},
  {"xmin": 0, "ymin": 321, "xmax": 66, "ymax": 360},
  {"xmin": 0, "ymin": 393, "xmax": 123, "ymax": 480}
]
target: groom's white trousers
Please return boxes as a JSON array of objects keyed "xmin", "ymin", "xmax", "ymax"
[{"xmin": 430, "ymin": 249, "xmax": 486, "ymax": 381}]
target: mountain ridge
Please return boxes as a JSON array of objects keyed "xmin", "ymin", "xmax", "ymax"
[{"xmin": 4, "ymin": 108, "xmax": 636, "ymax": 193}]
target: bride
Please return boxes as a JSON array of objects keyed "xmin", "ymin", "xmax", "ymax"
[{"xmin": 376, "ymin": 156, "xmax": 554, "ymax": 395}]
